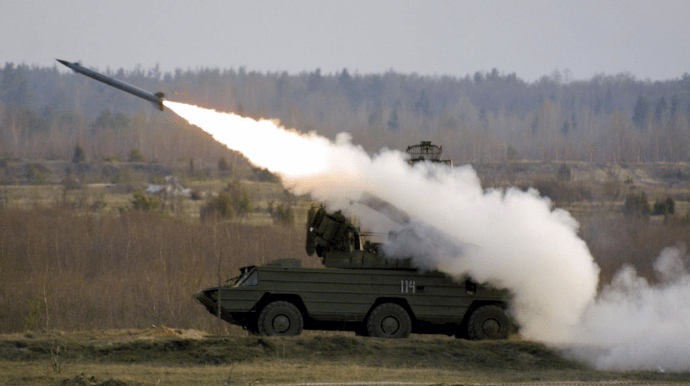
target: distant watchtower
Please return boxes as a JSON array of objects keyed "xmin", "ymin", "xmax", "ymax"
[{"xmin": 405, "ymin": 141, "xmax": 453, "ymax": 166}]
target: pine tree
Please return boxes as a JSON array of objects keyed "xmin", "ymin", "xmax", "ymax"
[{"xmin": 71, "ymin": 143, "xmax": 85, "ymax": 164}]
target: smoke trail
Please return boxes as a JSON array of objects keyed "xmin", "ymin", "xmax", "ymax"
[{"xmin": 165, "ymin": 101, "xmax": 689, "ymax": 370}]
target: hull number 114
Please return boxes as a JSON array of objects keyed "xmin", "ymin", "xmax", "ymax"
[{"xmin": 401, "ymin": 280, "xmax": 416, "ymax": 294}]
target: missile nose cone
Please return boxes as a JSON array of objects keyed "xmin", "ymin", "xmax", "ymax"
[{"xmin": 56, "ymin": 59, "xmax": 72, "ymax": 68}]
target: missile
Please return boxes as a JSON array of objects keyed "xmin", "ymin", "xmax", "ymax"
[{"xmin": 56, "ymin": 59, "xmax": 165, "ymax": 111}]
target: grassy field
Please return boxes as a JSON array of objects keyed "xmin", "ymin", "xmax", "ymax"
[
  {"xmin": 2, "ymin": 162, "xmax": 690, "ymax": 385},
  {"xmin": 0, "ymin": 329, "xmax": 687, "ymax": 386}
]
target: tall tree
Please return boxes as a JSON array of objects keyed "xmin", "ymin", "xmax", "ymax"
[
  {"xmin": 387, "ymin": 106, "xmax": 400, "ymax": 131},
  {"xmin": 414, "ymin": 90, "xmax": 431, "ymax": 117},
  {"xmin": 654, "ymin": 96, "xmax": 667, "ymax": 122},
  {"xmin": 71, "ymin": 143, "xmax": 85, "ymax": 163},
  {"xmin": 632, "ymin": 95, "xmax": 650, "ymax": 129}
]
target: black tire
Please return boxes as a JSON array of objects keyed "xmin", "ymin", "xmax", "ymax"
[
  {"xmin": 366, "ymin": 303, "xmax": 412, "ymax": 339},
  {"xmin": 467, "ymin": 305, "xmax": 513, "ymax": 340},
  {"xmin": 257, "ymin": 301, "xmax": 304, "ymax": 337}
]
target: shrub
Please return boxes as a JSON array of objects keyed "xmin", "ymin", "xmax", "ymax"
[
  {"xmin": 268, "ymin": 200, "xmax": 295, "ymax": 225},
  {"xmin": 652, "ymin": 197, "xmax": 675, "ymax": 216},
  {"xmin": 200, "ymin": 191, "xmax": 235, "ymax": 220},
  {"xmin": 110, "ymin": 168, "xmax": 146, "ymax": 185},
  {"xmin": 111, "ymin": 168, "xmax": 130, "ymax": 184},
  {"xmin": 200, "ymin": 181, "xmax": 254, "ymax": 221},
  {"xmin": 27, "ymin": 163, "xmax": 49, "ymax": 185},
  {"xmin": 190, "ymin": 190, "xmax": 203, "ymax": 201},
  {"xmin": 218, "ymin": 156, "xmax": 231, "ymax": 172},
  {"xmin": 601, "ymin": 179, "xmax": 622, "ymax": 201},
  {"xmin": 556, "ymin": 163, "xmax": 571, "ymax": 181},
  {"xmin": 622, "ymin": 192, "xmax": 650, "ymax": 217},
  {"xmin": 23, "ymin": 299, "xmax": 42, "ymax": 331},
  {"xmin": 225, "ymin": 180, "xmax": 253, "ymax": 216},
  {"xmin": 131, "ymin": 190, "xmax": 161, "ymax": 211},
  {"xmin": 61, "ymin": 175, "xmax": 82, "ymax": 190},
  {"xmin": 127, "ymin": 148, "xmax": 146, "ymax": 163},
  {"xmin": 252, "ymin": 167, "xmax": 280, "ymax": 183}
]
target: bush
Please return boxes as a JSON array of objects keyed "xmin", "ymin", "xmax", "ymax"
[
  {"xmin": 268, "ymin": 200, "xmax": 295, "ymax": 225},
  {"xmin": 200, "ymin": 191, "xmax": 235, "ymax": 220},
  {"xmin": 61, "ymin": 175, "xmax": 82, "ymax": 190},
  {"xmin": 622, "ymin": 192, "xmax": 650, "ymax": 217},
  {"xmin": 652, "ymin": 197, "xmax": 675, "ymax": 216},
  {"xmin": 127, "ymin": 148, "xmax": 146, "ymax": 163},
  {"xmin": 252, "ymin": 167, "xmax": 280, "ymax": 183},
  {"xmin": 200, "ymin": 181, "xmax": 254, "ymax": 221},
  {"xmin": 131, "ymin": 190, "xmax": 161, "ymax": 211},
  {"xmin": 225, "ymin": 180, "xmax": 253, "ymax": 216},
  {"xmin": 110, "ymin": 168, "xmax": 146, "ymax": 185},
  {"xmin": 111, "ymin": 168, "xmax": 130, "ymax": 184},
  {"xmin": 218, "ymin": 156, "xmax": 231, "ymax": 172},
  {"xmin": 27, "ymin": 163, "xmax": 49, "ymax": 185},
  {"xmin": 557, "ymin": 163, "xmax": 571, "ymax": 181}
]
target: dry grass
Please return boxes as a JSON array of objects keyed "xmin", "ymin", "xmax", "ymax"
[
  {"xmin": 0, "ymin": 205, "xmax": 316, "ymax": 333},
  {"xmin": 579, "ymin": 213, "xmax": 690, "ymax": 285},
  {"xmin": 1, "ymin": 184, "xmax": 150, "ymax": 213},
  {"xmin": 3, "ymin": 169, "xmax": 690, "ymax": 332},
  {"xmin": 0, "ymin": 361, "xmax": 507, "ymax": 386},
  {"xmin": 1, "ymin": 329, "xmax": 686, "ymax": 386}
]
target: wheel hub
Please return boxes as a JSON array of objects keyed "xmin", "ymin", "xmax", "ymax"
[
  {"xmin": 272, "ymin": 314, "xmax": 291, "ymax": 333},
  {"xmin": 380, "ymin": 316, "xmax": 400, "ymax": 335},
  {"xmin": 482, "ymin": 318, "xmax": 500, "ymax": 337}
]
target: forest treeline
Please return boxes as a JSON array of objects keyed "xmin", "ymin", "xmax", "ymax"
[{"xmin": 2, "ymin": 62, "xmax": 690, "ymax": 166}]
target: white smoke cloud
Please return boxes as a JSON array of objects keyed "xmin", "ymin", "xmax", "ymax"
[
  {"xmin": 165, "ymin": 101, "xmax": 689, "ymax": 371},
  {"xmin": 567, "ymin": 246, "xmax": 690, "ymax": 371}
]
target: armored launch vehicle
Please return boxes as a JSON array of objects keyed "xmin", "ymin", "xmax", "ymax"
[{"xmin": 194, "ymin": 204, "xmax": 515, "ymax": 339}]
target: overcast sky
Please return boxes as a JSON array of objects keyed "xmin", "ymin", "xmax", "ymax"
[{"xmin": 2, "ymin": 0, "xmax": 689, "ymax": 82}]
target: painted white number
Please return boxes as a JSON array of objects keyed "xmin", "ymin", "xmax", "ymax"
[{"xmin": 400, "ymin": 280, "xmax": 416, "ymax": 294}]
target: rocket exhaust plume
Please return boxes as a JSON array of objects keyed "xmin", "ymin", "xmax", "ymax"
[{"xmin": 164, "ymin": 100, "xmax": 690, "ymax": 371}]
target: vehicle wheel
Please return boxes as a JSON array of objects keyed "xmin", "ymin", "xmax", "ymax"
[
  {"xmin": 366, "ymin": 303, "xmax": 412, "ymax": 339},
  {"xmin": 257, "ymin": 301, "xmax": 304, "ymax": 337},
  {"xmin": 467, "ymin": 305, "xmax": 512, "ymax": 340}
]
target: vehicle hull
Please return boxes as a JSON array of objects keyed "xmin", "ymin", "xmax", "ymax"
[{"xmin": 194, "ymin": 265, "xmax": 508, "ymax": 335}]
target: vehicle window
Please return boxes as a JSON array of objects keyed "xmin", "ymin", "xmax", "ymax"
[{"xmin": 238, "ymin": 271, "xmax": 258, "ymax": 286}]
